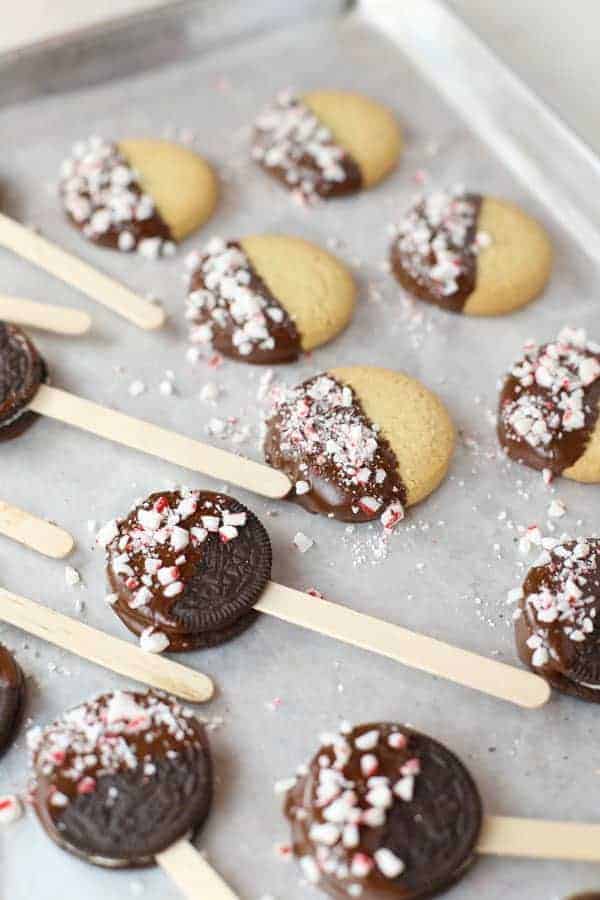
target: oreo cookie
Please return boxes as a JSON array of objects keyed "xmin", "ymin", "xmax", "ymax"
[
  {"xmin": 0, "ymin": 322, "xmax": 47, "ymax": 441},
  {"xmin": 29, "ymin": 689, "xmax": 212, "ymax": 867},
  {"xmin": 514, "ymin": 538, "xmax": 600, "ymax": 703},
  {"xmin": 99, "ymin": 489, "xmax": 272, "ymax": 652},
  {"xmin": 284, "ymin": 722, "xmax": 482, "ymax": 899},
  {"xmin": 0, "ymin": 644, "xmax": 25, "ymax": 757}
]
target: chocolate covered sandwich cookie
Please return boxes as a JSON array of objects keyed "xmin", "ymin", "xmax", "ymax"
[{"xmin": 29, "ymin": 689, "xmax": 212, "ymax": 867}]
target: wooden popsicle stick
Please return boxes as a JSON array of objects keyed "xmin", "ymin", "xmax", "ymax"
[
  {"xmin": 256, "ymin": 582, "xmax": 551, "ymax": 709},
  {"xmin": 0, "ymin": 586, "xmax": 213, "ymax": 703},
  {"xmin": 29, "ymin": 384, "xmax": 292, "ymax": 500},
  {"xmin": 0, "ymin": 294, "xmax": 91, "ymax": 335},
  {"xmin": 0, "ymin": 500, "xmax": 74, "ymax": 558},
  {"xmin": 0, "ymin": 212, "xmax": 164, "ymax": 330},
  {"xmin": 157, "ymin": 839, "xmax": 239, "ymax": 900},
  {"xmin": 478, "ymin": 815, "xmax": 600, "ymax": 862}
]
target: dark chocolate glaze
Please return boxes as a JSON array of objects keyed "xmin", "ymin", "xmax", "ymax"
[
  {"xmin": 0, "ymin": 644, "xmax": 25, "ymax": 757},
  {"xmin": 60, "ymin": 138, "xmax": 173, "ymax": 255},
  {"xmin": 106, "ymin": 490, "xmax": 271, "ymax": 652},
  {"xmin": 259, "ymin": 149, "xmax": 362, "ymax": 201},
  {"xmin": 0, "ymin": 321, "xmax": 47, "ymax": 442},
  {"xmin": 252, "ymin": 94, "xmax": 362, "ymax": 202},
  {"xmin": 498, "ymin": 341, "xmax": 600, "ymax": 475},
  {"xmin": 187, "ymin": 240, "xmax": 301, "ymax": 364},
  {"xmin": 286, "ymin": 723, "xmax": 482, "ymax": 900},
  {"xmin": 515, "ymin": 538, "xmax": 600, "ymax": 703},
  {"xmin": 31, "ymin": 690, "xmax": 211, "ymax": 867},
  {"xmin": 264, "ymin": 374, "xmax": 406, "ymax": 524},
  {"xmin": 567, "ymin": 894, "xmax": 600, "ymax": 899},
  {"xmin": 390, "ymin": 194, "xmax": 482, "ymax": 313}
]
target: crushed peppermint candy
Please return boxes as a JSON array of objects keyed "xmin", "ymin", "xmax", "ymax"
[
  {"xmin": 0, "ymin": 795, "xmax": 22, "ymax": 826},
  {"xmin": 59, "ymin": 136, "xmax": 175, "ymax": 257},
  {"xmin": 390, "ymin": 187, "xmax": 486, "ymax": 304},
  {"xmin": 519, "ymin": 538, "xmax": 600, "ymax": 674},
  {"xmin": 265, "ymin": 374, "xmax": 405, "ymax": 527},
  {"xmin": 251, "ymin": 90, "xmax": 360, "ymax": 203},
  {"xmin": 500, "ymin": 327, "xmax": 600, "ymax": 472},
  {"xmin": 29, "ymin": 690, "xmax": 203, "ymax": 811},
  {"xmin": 186, "ymin": 237, "xmax": 299, "ymax": 362},
  {"xmin": 283, "ymin": 724, "xmax": 429, "ymax": 893}
]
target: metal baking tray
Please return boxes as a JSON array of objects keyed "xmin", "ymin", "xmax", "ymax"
[{"xmin": 1, "ymin": 1, "xmax": 600, "ymax": 897}]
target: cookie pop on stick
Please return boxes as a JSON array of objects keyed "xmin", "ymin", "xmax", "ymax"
[
  {"xmin": 0, "ymin": 321, "xmax": 290, "ymax": 499},
  {"xmin": 0, "ymin": 586, "xmax": 213, "ymax": 702},
  {"xmin": 100, "ymin": 488, "xmax": 549, "ymax": 708},
  {"xmin": 0, "ymin": 499, "xmax": 73, "ymax": 558},
  {"xmin": 283, "ymin": 722, "xmax": 600, "ymax": 900},
  {"xmin": 29, "ymin": 689, "xmax": 237, "ymax": 899},
  {"xmin": 0, "ymin": 294, "xmax": 91, "ymax": 335}
]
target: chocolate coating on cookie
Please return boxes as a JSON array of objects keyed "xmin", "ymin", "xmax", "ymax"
[
  {"xmin": 264, "ymin": 374, "xmax": 406, "ymax": 525},
  {"xmin": 252, "ymin": 91, "xmax": 362, "ymax": 204},
  {"xmin": 285, "ymin": 722, "xmax": 482, "ymax": 899},
  {"xmin": 498, "ymin": 328, "xmax": 600, "ymax": 475},
  {"xmin": 186, "ymin": 237, "xmax": 301, "ymax": 364},
  {"xmin": 29, "ymin": 690, "xmax": 211, "ymax": 866},
  {"xmin": 0, "ymin": 322, "xmax": 47, "ymax": 441},
  {"xmin": 515, "ymin": 537, "xmax": 600, "ymax": 702},
  {"xmin": 390, "ymin": 189, "xmax": 485, "ymax": 312},
  {"xmin": 100, "ymin": 489, "xmax": 271, "ymax": 652},
  {"xmin": 60, "ymin": 136, "xmax": 175, "ymax": 258},
  {"xmin": 0, "ymin": 645, "xmax": 25, "ymax": 757}
]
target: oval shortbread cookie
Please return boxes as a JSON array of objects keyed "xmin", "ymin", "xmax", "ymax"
[
  {"xmin": 498, "ymin": 327, "xmax": 600, "ymax": 481},
  {"xmin": 60, "ymin": 136, "xmax": 218, "ymax": 257},
  {"xmin": 252, "ymin": 89, "xmax": 402, "ymax": 203},
  {"xmin": 390, "ymin": 188, "xmax": 552, "ymax": 315},
  {"xmin": 264, "ymin": 365, "xmax": 454, "ymax": 524},
  {"xmin": 185, "ymin": 234, "xmax": 356, "ymax": 364}
]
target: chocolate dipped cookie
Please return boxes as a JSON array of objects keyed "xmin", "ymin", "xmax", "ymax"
[
  {"xmin": 389, "ymin": 187, "xmax": 551, "ymax": 315},
  {"xmin": 0, "ymin": 321, "xmax": 46, "ymax": 441},
  {"xmin": 60, "ymin": 136, "xmax": 218, "ymax": 257},
  {"xmin": 498, "ymin": 327, "xmax": 600, "ymax": 481},
  {"xmin": 264, "ymin": 367, "xmax": 454, "ymax": 524},
  {"xmin": 514, "ymin": 537, "xmax": 600, "ymax": 702},
  {"xmin": 284, "ymin": 722, "xmax": 482, "ymax": 899},
  {"xmin": 28, "ymin": 689, "xmax": 212, "ymax": 867},
  {"xmin": 252, "ymin": 89, "xmax": 402, "ymax": 203},
  {"xmin": 0, "ymin": 644, "xmax": 25, "ymax": 757},
  {"xmin": 98, "ymin": 489, "xmax": 272, "ymax": 652},
  {"xmin": 185, "ymin": 235, "xmax": 356, "ymax": 364}
]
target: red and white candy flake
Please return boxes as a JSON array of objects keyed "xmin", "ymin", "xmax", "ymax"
[
  {"xmin": 520, "ymin": 539, "xmax": 599, "ymax": 669},
  {"xmin": 0, "ymin": 795, "xmax": 22, "ymax": 826},
  {"xmin": 391, "ymin": 187, "xmax": 487, "ymax": 297},
  {"xmin": 269, "ymin": 375, "xmax": 404, "ymax": 528},
  {"xmin": 59, "ymin": 136, "xmax": 175, "ymax": 258},
  {"xmin": 287, "ymin": 727, "xmax": 418, "ymax": 892},
  {"xmin": 502, "ymin": 327, "xmax": 600, "ymax": 453},
  {"xmin": 98, "ymin": 490, "xmax": 247, "ymax": 632},
  {"xmin": 186, "ymin": 238, "xmax": 287, "ymax": 357},
  {"xmin": 252, "ymin": 90, "xmax": 350, "ymax": 203},
  {"xmin": 29, "ymin": 691, "xmax": 198, "ymax": 806}
]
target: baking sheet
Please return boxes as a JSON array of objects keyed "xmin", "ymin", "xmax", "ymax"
[{"xmin": 1, "ymin": 3, "xmax": 600, "ymax": 898}]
